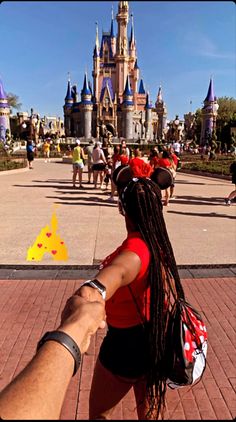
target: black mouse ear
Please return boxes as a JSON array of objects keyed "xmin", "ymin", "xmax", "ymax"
[
  {"xmin": 112, "ymin": 165, "xmax": 133, "ymax": 189},
  {"xmin": 151, "ymin": 167, "xmax": 173, "ymax": 190}
]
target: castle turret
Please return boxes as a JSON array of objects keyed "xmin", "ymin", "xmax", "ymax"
[
  {"xmin": 116, "ymin": 1, "xmax": 129, "ymax": 102},
  {"xmin": 93, "ymin": 22, "xmax": 100, "ymax": 102},
  {"xmin": 145, "ymin": 91, "xmax": 152, "ymax": 140},
  {"xmin": 122, "ymin": 74, "xmax": 134, "ymax": 139},
  {"xmin": 129, "ymin": 13, "xmax": 136, "ymax": 62},
  {"xmin": 0, "ymin": 79, "xmax": 11, "ymax": 143},
  {"xmin": 155, "ymin": 85, "xmax": 167, "ymax": 140},
  {"xmin": 200, "ymin": 78, "xmax": 219, "ymax": 146},
  {"xmin": 110, "ymin": 7, "xmax": 116, "ymax": 57},
  {"xmin": 80, "ymin": 72, "xmax": 93, "ymax": 139},
  {"xmin": 63, "ymin": 76, "xmax": 73, "ymax": 136}
]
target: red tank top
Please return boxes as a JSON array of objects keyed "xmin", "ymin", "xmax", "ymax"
[{"xmin": 100, "ymin": 232, "xmax": 151, "ymax": 328}]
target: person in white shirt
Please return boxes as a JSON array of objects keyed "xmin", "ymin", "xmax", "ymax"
[{"xmin": 92, "ymin": 142, "xmax": 107, "ymax": 189}]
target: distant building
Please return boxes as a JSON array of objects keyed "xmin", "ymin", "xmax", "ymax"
[
  {"xmin": 10, "ymin": 110, "xmax": 64, "ymax": 141},
  {"xmin": 200, "ymin": 78, "xmax": 219, "ymax": 146},
  {"xmin": 63, "ymin": 1, "xmax": 167, "ymax": 142},
  {"xmin": 0, "ymin": 79, "xmax": 11, "ymax": 143}
]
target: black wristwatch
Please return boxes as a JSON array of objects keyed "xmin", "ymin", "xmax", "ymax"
[
  {"xmin": 37, "ymin": 330, "xmax": 81, "ymax": 376},
  {"xmin": 81, "ymin": 279, "xmax": 106, "ymax": 300}
]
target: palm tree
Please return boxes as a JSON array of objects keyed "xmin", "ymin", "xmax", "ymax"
[{"xmin": 7, "ymin": 93, "xmax": 22, "ymax": 111}]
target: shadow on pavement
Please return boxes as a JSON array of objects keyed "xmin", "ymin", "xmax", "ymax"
[{"xmin": 167, "ymin": 210, "xmax": 236, "ymax": 219}]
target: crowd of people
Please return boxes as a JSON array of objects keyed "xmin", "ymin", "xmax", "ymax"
[{"xmin": 71, "ymin": 138, "xmax": 180, "ymax": 205}]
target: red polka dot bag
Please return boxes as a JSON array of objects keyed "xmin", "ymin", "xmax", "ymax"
[{"xmin": 165, "ymin": 298, "xmax": 208, "ymax": 389}]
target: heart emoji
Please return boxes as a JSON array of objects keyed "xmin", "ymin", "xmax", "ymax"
[
  {"xmin": 60, "ymin": 242, "xmax": 64, "ymax": 245},
  {"xmin": 51, "ymin": 250, "xmax": 57, "ymax": 255},
  {"xmin": 37, "ymin": 243, "xmax": 43, "ymax": 248},
  {"xmin": 46, "ymin": 233, "xmax": 52, "ymax": 237}
]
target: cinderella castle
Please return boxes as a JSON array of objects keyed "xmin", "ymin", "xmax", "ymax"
[{"xmin": 63, "ymin": 1, "xmax": 167, "ymax": 142}]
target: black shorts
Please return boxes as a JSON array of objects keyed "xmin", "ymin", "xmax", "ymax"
[
  {"xmin": 99, "ymin": 323, "xmax": 150, "ymax": 378},
  {"xmin": 27, "ymin": 152, "xmax": 34, "ymax": 162},
  {"xmin": 92, "ymin": 163, "xmax": 106, "ymax": 171}
]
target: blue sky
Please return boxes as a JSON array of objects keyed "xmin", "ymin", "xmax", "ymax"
[{"xmin": 0, "ymin": 1, "xmax": 235, "ymax": 121}]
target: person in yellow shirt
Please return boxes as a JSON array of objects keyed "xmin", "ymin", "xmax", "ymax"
[
  {"xmin": 72, "ymin": 139, "xmax": 85, "ymax": 188},
  {"xmin": 43, "ymin": 139, "xmax": 51, "ymax": 162}
]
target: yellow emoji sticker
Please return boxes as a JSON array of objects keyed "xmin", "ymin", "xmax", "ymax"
[{"xmin": 27, "ymin": 206, "xmax": 68, "ymax": 261}]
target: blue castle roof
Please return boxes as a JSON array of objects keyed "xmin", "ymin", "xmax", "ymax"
[
  {"xmin": 65, "ymin": 80, "xmax": 73, "ymax": 102},
  {"xmin": 123, "ymin": 75, "xmax": 133, "ymax": 97},
  {"xmin": 110, "ymin": 18, "xmax": 115, "ymax": 38},
  {"xmin": 100, "ymin": 77, "xmax": 114, "ymax": 101},
  {"xmin": 0, "ymin": 79, "xmax": 7, "ymax": 100},
  {"xmin": 100, "ymin": 33, "xmax": 114, "ymax": 59},
  {"xmin": 204, "ymin": 78, "xmax": 215, "ymax": 102},
  {"xmin": 145, "ymin": 92, "xmax": 152, "ymax": 109},
  {"xmin": 138, "ymin": 79, "xmax": 145, "ymax": 94},
  {"xmin": 81, "ymin": 73, "xmax": 91, "ymax": 96}
]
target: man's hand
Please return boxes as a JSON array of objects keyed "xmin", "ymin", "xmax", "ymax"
[
  {"xmin": 74, "ymin": 285, "xmax": 105, "ymax": 303},
  {"xmin": 59, "ymin": 295, "xmax": 106, "ymax": 354}
]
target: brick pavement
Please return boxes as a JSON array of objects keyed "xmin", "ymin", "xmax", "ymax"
[{"xmin": 0, "ymin": 276, "xmax": 235, "ymax": 420}]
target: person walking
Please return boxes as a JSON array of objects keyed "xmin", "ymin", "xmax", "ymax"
[
  {"xmin": 74, "ymin": 164, "xmax": 185, "ymax": 420},
  {"xmin": 43, "ymin": 139, "xmax": 51, "ymax": 162},
  {"xmin": 26, "ymin": 138, "xmax": 35, "ymax": 169},
  {"xmin": 72, "ymin": 139, "xmax": 85, "ymax": 189},
  {"xmin": 224, "ymin": 160, "xmax": 236, "ymax": 205},
  {"xmin": 92, "ymin": 141, "xmax": 107, "ymax": 189},
  {"xmin": 84, "ymin": 139, "xmax": 95, "ymax": 184}
]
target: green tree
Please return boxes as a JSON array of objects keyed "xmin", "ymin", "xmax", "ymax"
[
  {"xmin": 216, "ymin": 97, "xmax": 236, "ymax": 147},
  {"xmin": 193, "ymin": 108, "xmax": 202, "ymax": 143},
  {"xmin": 7, "ymin": 93, "xmax": 22, "ymax": 111}
]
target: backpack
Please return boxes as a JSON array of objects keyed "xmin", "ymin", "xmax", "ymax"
[{"xmin": 165, "ymin": 298, "xmax": 208, "ymax": 389}]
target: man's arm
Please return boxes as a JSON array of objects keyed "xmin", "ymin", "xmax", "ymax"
[{"xmin": 0, "ymin": 296, "xmax": 105, "ymax": 420}]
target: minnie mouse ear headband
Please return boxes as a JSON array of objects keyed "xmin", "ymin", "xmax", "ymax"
[
  {"xmin": 112, "ymin": 165, "xmax": 133, "ymax": 191},
  {"xmin": 113, "ymin": 164, "xmax": 173, "ymax": 191},
  {"xmin": 150, "ymin": 167, "xmax": 173, "ymax": 190}
]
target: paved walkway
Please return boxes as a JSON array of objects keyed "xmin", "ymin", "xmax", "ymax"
[
  {"xmin": 0, "ymin": 159, "xmax": 235, "ymax": 420},
  {"xmin": 0, "ymin": 158, "xmax": 235, "ymax": 265}
]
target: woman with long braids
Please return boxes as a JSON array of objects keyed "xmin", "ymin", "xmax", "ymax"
[{"xmin": 74, "ymin": 164, "xmax": 184, "ymax": 420}]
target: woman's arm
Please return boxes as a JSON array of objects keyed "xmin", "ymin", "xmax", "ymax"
[{"xmin": 75, "ymin": 250, "xmax": 142, "ymax": 303}]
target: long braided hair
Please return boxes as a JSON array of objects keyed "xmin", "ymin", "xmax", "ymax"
[{"xmin": 113, "ymin": 165, "xmax": 185, "ymax": 419}]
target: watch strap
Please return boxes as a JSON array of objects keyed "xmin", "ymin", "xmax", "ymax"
[
  {"xmin": 81, "ymin": 279, "xmax": 106, "ymax": 300},
  {"xmin": 37, "ymin": 330, "xmax": 81, "ymax": 376}
]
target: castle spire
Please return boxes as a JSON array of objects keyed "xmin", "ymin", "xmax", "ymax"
[
  {"xmin": 94, "ymin": 21, "xmax": 100, "ymax": 57},
  {"xmin": 130, "ymin": 13, "xmax": 135, "ymax": 45},
  {"xmin": 204, "ymin": 77, "xmax": 214, "ymax": 102},
  {"xmin": 81, "ymin": 72, "xmax": 91, "ymax": 96},
  {"xmin": 157, "ymin": 85, "xmax": 163, "ymax": 103},
  {"xmin": 138, "ymin": 79, "xmax": 145, "ymax": 94},
  {"xmin": 0, "ymin": 78, "xmax": 8, "ymax": 100},
  {"xmin": 110, "ymin": 6, "xmax": 115, "ymax": 37},
  {"xmin": 124, "ymin": 74, "xmax": 133, "ymax": 96},
  {"xmin": 65, "ymin": 75, "xmax": 73, "ymax": 102},
  {"xmin": 145, "ymin": 91, "xmax": 152, "ymax": 109}
]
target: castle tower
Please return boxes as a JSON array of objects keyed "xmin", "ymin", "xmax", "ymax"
[
  {"xmin": 116, "ymin": 0, "xmax": 129, "ymax": 102},
  {"xmin": 200, "ymin": 78, "xmax": 219, "ymax": 146},
  {"xmin": 155, "ymin": 85, "xmax": 167, "ymax": 140},
  {"xmin": 129, "ymin": 14, "xmax": 137, "ymax": 64},
  {"xmin": 110, "ymin": 7, "xmax": 116, "ymax": 57},
  {"xmin": 145, "ymin": 91, "xmax": 152, "ymax": 140},
  {"xmin": 122, "ymin": 74, "xmax": 134, "ymax": 139},
  {"xmin": 80, "ymin": 72, "xmax": 93, "ymax": 139},
  {"xmin": 0, "ymin": 79, "xmax": 11, "ymax": 143},
  {"xmin": 92, "ymin": 22, "xmax": 100, "ymax": 103},
  {"xmin": 63, "ymin": 76, "xmax": 73, "ymax": 136}
]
